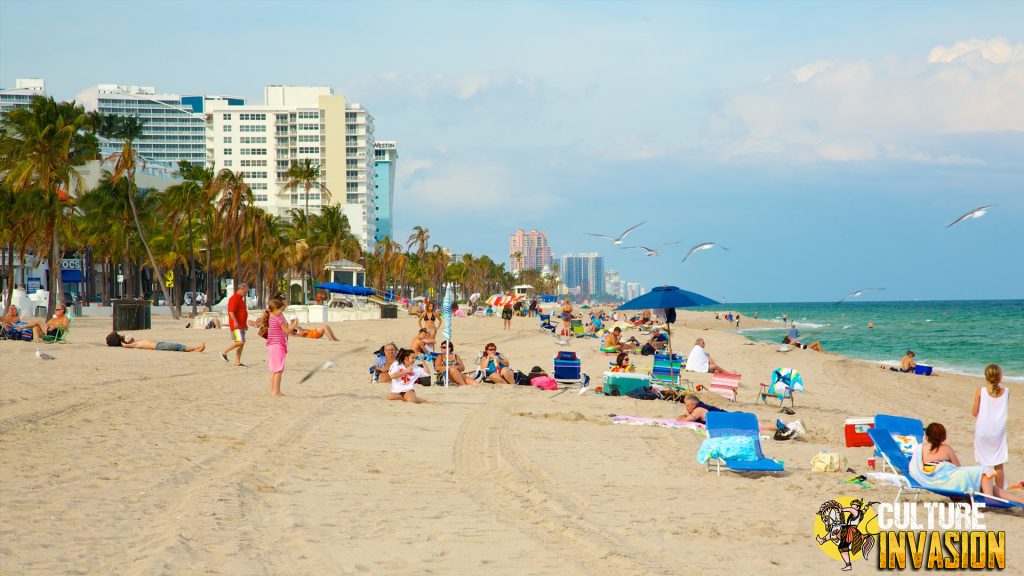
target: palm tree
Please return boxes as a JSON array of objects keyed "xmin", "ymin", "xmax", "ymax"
[
  {"xmin": 406, "ymin": 225, "xmax": 430, "ymax": 263},
  {"xmin": 167, "ymin": 161, "xmax": 215, "ymax": 316},
  {"xmin": 211, "ymin": 169, "xmax": 253, "ymax": 286},
  {"xmin": 284, "ymin": 159, "xmax": 331, "ymax": 302},
  {"xmin": 104, "ymin": 115, "xmax": 178, "ymax": 317},
  {"xmin": 0, "ymin": 96, "xmax": 97, "ymax": 313}
]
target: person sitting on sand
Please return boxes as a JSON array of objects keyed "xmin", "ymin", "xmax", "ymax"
[
  {"xmin": 291, "ymin": 323, "xmax": 339, "ymax": 341},
  {"xmin": 434, "ymin": 340, "xmax": 477, "ymax": 386},
  {"xmin": 603, "ymin": 327, "xmax": 635, "ymax": 352},
  {"xmin": 410, "ymin": 328, "xmax": 435, "ymax": 373},
  {"xmin": 19, "ymin": 304, "xmax": 70, "ymax": 342},
  {"xmin": 372, "ymin": 342, "xmax": 398, "ymax": 383},
  {"xmin": 105, "ymin": 332, "xmax": 205, "ymax": 352},
  {"xmin": 676, "ymin": 395, "xmax": 803, "ymax": 437},
  {"xmin": 911, "ymin": 422, "xmax": 1024, "ymax": 504},
  {"xmin": 685, "ymin": 338, "xmax": 727, "ymax": 373},
  {"xmin": 639, "ymin": 309, "xmax": 652, "ymax": 325},
  {"xmin": 782, "ymin": 335, "xmax": 823, "ymax": 352},
  {"xmin": 387, "ymin": 349, "xmax": 433, "ymax": 404},
  {"xmin": 610, "ymin": 352, "xmax": 634, "ymax": 373},
  {"xmin": 647, "ymin": 328, "xmax": 669, "ymax": 351},
  {"xmin": 900, "ymin": 350, "xmax": 916, "ymax": 372},
  {"xmin": 479, "ymin": 342, "xmax": 515, "ymax": 384}
]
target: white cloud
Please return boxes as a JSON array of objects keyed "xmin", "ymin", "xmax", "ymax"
[
  {"xmin": 396, "ymin": 158, "xmax": 433, "ymax": 183},
  {"xmin": 707, "ymin": 38, "xmax": 1024, "ymax": 163},
  {"xmin": 403, "ymin": 161, "xmax": 558, "ymax": 213}
]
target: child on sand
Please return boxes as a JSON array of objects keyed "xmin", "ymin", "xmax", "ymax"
[
  {"xmin": 388, "ymin": 349, "xmax": 434, "ymax": 403},
  {"xmin": 973, "ymin": 364, "xmax": 1009, "ymax": 488},
  {"xmin": 264, "ymin": 297, "xmax": 296, "ymax": 397}
]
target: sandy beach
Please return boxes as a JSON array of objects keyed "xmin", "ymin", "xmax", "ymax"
[{"xmin": 2, "ymin": 310, "xmax": 1021, "ymax": 574}]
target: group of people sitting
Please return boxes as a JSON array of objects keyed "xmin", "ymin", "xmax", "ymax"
[
  {"xmin": 1, "ymin": 304, "xmax": 69, "ymax": 342},
  {"xmin": 373, "ymin": 336, "xmax": 521, "ymax": 401}
]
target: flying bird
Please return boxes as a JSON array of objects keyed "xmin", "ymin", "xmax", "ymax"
[
  {"xmin": 681, "ymin": 242, "xmax": 729, "ymax": 264},
  {"xmin": 299, "ymin": 355, "xmax": 342, "ymax": 384},
  {"xmin": 837, "ymin": 288, "xmax": 885, "ymax": 304},
  {"xmin": 621, "ymin": 241, "xmax": 683, "ymax": 256},
  {"xmin": 586, "ymin": 222, "xmax": 645, "ymax": 245},
  {"xmin": 35, "ymin": 348, "xmax": 56, "ymax": 361},
  {"xmin": 946, "ymin": 205, "xmax": 993, "ymax": 228}
]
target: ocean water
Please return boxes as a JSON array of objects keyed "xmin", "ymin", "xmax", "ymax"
[{"xmin": 720, "ymin": 300, "xmax": 1024, "ymax": 382}]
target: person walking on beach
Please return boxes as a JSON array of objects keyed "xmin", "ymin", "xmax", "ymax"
[
  {"xmin": 221, "ymin": 283, "xmax": 248, "ymax": 366},
  {"xmin": 501, "ymin": 291, "xmax": 514, "ymax": 330},
  {"xmin": 264, "ymin": 297, "xmax": 295, "ymax": 397},
  {"xmin": 973, "ymin": 364, "xmax": 1009, "ymax": 488}
]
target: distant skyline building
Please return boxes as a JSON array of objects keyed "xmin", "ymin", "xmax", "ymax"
[
  {"xmin": 75, "ymin": 83, "xmax": 245, "ymax": 170},
  {"xmin": 206, "ymin": 85, "xmax": 379, "ymax": 248},
  {"xmin": 373, "ymin": 141, "xmax": 398, "ymax": 244},
  {"xmin": 509, "ymin": 229, "xmax": 553, "ymax": 273},
  {"xmin": 558, "ymin": 252, "xmax": 605, "ymax": 299},
  {"xmin": 0, "ymin": 78, "xmax": 46, "ymax": 112},
  {"xmin": 604, "ymin": 269, "xmax": 623, "ymax": 299},
  {"xmin": 625, "ymin": 282, "xmax": 643, "ymax": 300}
]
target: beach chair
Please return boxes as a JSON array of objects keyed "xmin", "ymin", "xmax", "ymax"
[
  {"xmin": 649, "ymin": 353, "xmax": 690, "ymax": 400},
  {"xmin": 708, "ymin": 372, "xmax": 742, "ymax": 402},
  {"xmin": 704, "ymin": 411, "xmax": 785, "ymax": 477},
  {"xmin": 757, "ymin": 368, "xmax": 803, "ymax": 407},
  {"xmin": 873, "ymin": 414, "xmax": 924, "ymax": 474},
  {"xmin": 570, "ymin": 319, "xmax": 585, "ymax": 338},
  {"xmin": 538, "ymin": 313, "xmax": 555, "ymax": 332},
  {"xmin": 553, "ymin": 350, "xmax": 590, "ymax": 389},
  {"xmin": 40, "ymin": 311, "xmax": 73, "ymax": 344},
  {"xmin": 867, "ymin": 427, "xmax": 1023, "ymax": 509}
]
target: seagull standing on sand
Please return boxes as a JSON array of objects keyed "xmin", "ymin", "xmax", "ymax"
[
  {"xmin": 35, "ymin": 348, "xmax": 56, "ymax": 361},
  {"xmin": 681, "ymin": 242, "xmax": 729, "ymax": 264},
  {"xmin": 622, "ymin": 241, "xmax": 683, "ymax": 257},
  {"xmin": 837, "ymin": 288, "xmax": 885, "ymax": 304},
  {"xmin": 946, "ymin": 205, "xmax": 993, "ymax": 228},
  {"xmin": 586, "ymin": 222, "xmax": 645, "ymax": 245}
]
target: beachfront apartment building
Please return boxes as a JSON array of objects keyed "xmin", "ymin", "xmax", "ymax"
[
  {"xmin": 373, "ymin": 141, "xmax": 398, "ymax": 244},
  {"xmin": 0, "ymin": 78, "xmax": 46, "ymax": 112},
  {"xmin": 559, "ymin": 252, "xmax": 604, "ymax": 300},
  {"xmin": 205, "ymin": 85, "xmax": 378, "ymax": 249},
  {"xmin": 75, "ymin": 84, "xmax": 245, "ymax": 174},
  {"xmin": 625, "ymin": 282, "xmax": 643, "ymax": 300},
  {"xmin": 509, "ymin": 229, "xmax": 553, "ymax": 273},
  {"xmin": 604, "ymin": 269, "xmax": 623, "ymax": 299}
]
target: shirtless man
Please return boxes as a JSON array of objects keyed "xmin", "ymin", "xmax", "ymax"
[
  {"xmin": 603, "ymin": 327, "xmax": 635, "ymax": 352},
  {"xmin": 20, "ymin": 305, "xmax": 70, "ymax": 342},
  {"xmin": 105, "ymin": 332, "xmax": 205, "ymax": 352},
  {"xmin": 410, "ymin": 328, "xmax": 435, "ymax": 374},
  {"xmin": 900, "ymin": 351, "xmax": 917, "ymax": 372}
]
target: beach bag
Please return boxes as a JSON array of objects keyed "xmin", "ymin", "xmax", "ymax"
[
  {"xmin": 417, "ymin": 376, "xmax": 432, "ymax": 387},
  {"xmin": 531, "ymin": 376, "xmax": 558, "ymax": 390},
  {"xmin": 514, "ymin": 370, "xmax": 530, "ymax": 386},
  {"xmin": 640, "ymin": 343, "xmax": 656, "ymax": 356},
  {"xmin": 627, "ymin": 386, "xmax": 661, "ymax": 400},
  {"xmin": 810, "ymin": 451, "xmax": 847, "ymax": 473}
]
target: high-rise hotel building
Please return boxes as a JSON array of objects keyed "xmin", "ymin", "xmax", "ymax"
[
  {"xmin": 373, "ymin": 141, "xmax": 398, "ymax": 244},
  {"xmin": 76, "ymin": 84, "xmax": 244, "ymax": 174},
  {"xmin": 558, "ymin": 252, "xmax": 605, "ymax": 299},
  {"xmin": 509, "ymin": 229, "xmax": 553, "ymax": 273},
  {"xmin": 0, "ymin": 78, "xmax": 46, "ymax": 113},
  {"xmin": 205, "ymin": 85, "xmax": 378, "ymax": 248}
]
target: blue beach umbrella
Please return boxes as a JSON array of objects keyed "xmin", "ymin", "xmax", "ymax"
[
  {"xmin": 442, "ymin": 283, "xmax": 453, "ymax": 387},
  {"xmin": 617, "ymin": 286, "xmax": 719, "ymax": 358}
]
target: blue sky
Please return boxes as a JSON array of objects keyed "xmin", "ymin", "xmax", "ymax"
[{"xmin": 2, "ymin": 1, "xmax": 1022, "ymax": 302}]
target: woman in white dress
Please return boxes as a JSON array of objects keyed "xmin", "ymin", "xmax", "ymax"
[{"xmin": 972, "ymin": 364, "xmax": 1008, "ymax": 488}]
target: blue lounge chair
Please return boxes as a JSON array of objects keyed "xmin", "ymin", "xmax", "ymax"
[
  {"xmin": 867, "ymin": 427, "xmax": 1023, "ymax": 510},
  {"xmin": 705, "ymin": 411, "xmax": 785, "ymax": 476},
  {"xmin": 553, "ymin": 350, "xmax": 590, "ymax": 388},
  {"xmin": 873, "ymin": 414, "xmax": 924, "ymax": 473}
]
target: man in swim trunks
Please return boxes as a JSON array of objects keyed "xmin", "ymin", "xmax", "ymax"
[
  {"xmin": 603, "ymin": 327, "xmax": 635, "ymax": 352},
  {"xmin": 106, "ymin": 332, "xmax": 205, "ymax": 352},
  {"xmin": 411, "ymin": 328, "xmax": 435, "ymax": 373}
]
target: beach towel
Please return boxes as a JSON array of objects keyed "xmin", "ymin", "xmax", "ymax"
[
  {"xmin": 908, "ymin": 441, "xmax": 983, "ymax": 494},
  {"xmin": 611, "ymin": 415, "xmax": 706, "ymax": 432},
  {"xmin": 696, "ymin": 435, "xmax": 759, "ymax": 464}
]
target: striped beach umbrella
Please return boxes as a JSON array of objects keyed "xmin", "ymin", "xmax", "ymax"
[{"xmin": 442, "ymin": 283, "xmax": 453, "ymax": 387}]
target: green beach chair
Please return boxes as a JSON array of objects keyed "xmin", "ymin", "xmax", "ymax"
[{"xmin": 41, "ymin": 311, "xmax": 73, "ymax": 344}]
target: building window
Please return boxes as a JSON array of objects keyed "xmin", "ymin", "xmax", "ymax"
[
  {"xmin": 223, "ymin": 125, "xmax": 232, "ymax": 132},
  {"xmin": 224, "ymin": 148, "xmax": 232, "ymax": 155},
  {"xmin": 223, "ymin": 160, "xmax": 233, "ymax": 167},
  {"xmin": 223, "ymin": 137, "xmax": 232, "ymax": 144},
  {"xmin": 346, "ymin": 183, "xmax": 358, "ymax": 191},
  {"xmin": 223, "ymin": 113, "xmax": 232, "ymax": 120}
]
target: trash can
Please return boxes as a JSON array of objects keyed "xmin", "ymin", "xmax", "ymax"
[
  {"xmin": 72, "ymin": 302, "xmax": 83, "ymax": 316},
  {"xmin": 113, "ymin": 299, "xmax": 152, "ymax": 331},
  {"xmin": 35, "ymin": 305, "xmax": 48, "ymax": 318},
  {"xmin": 379, "ymin": 303, "xmax": 398, "ymax": 319}
]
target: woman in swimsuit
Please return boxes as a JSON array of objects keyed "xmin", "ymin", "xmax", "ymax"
[
  {"xmin": 560, "ymin": 300, "xmax": 573, "ymax": 336},
  {"xmin": 419, "ymin": 301, "xmax": 439, "ymax": 340}
]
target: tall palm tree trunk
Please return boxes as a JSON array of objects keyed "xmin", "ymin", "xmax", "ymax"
[
  {"xmin": 304, "ymin": 182, "xmax": 314, "ymax": 304},
  {"xmin": 48, "ymin": 224, "xmax": 62, "ymax": 314},
  {"xmin": 127, "ymin": 191, "xmax": 178, "ymax": 319},
  {"xmin": 188, "ymin": 212, "xmax": 198, "ymax": 317}
]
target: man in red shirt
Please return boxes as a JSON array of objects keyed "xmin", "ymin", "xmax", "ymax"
[{"xmin": 221, "ymin": 283, "xmax": 249, "ymax": 366}]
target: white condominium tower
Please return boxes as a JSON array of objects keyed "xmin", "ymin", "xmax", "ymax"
[
  {"xmin": 0, "ymin": 78, "xmax": 46, "ymax": 113},
  {"xmin": 206, "ymin": 85, "xmax": 377, "ymax": 248},
  {"xmin": 76, "ymin": 84, "xmax": 245, "ymax": 173}
]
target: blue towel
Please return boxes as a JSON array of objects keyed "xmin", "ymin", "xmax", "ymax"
[{"xmin": 696, "ymin": 435, "xmax": 758, "ymax": 463}]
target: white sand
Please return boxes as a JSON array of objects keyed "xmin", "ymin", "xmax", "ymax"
[{"xmin": 1, "ymin": 310, "xmax": 1021, "ymax": 574}]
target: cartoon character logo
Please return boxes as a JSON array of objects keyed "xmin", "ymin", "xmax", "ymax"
[{"xmin": 814, "ymin": 496, "xmax": 879, "ymax": 571}]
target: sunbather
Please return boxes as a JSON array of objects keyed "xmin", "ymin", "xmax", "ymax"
[
  {"xmin": 479, "ymin": 342, "xmax": 515, "ymax": 384},
  {"xmin": 20, "ymin": 305, "xmax": 70, "ymax": 342},
  {"xmin": 1, "ymin": 305, "xmax": 19, "ymax": 329},
  {"xmin": 911, "ymin": 422, "xmax": 1024, "ymax": 504},
  {"xmin": 410, "ymin": 328, "xmax": 435, "ymax": 374},
  {"xmin": 676, "ymin": 395, "xmax": 803, "ymax": 436},
  {"xmin": 371, "ymin": 342, "xmax": 398, "ymax": 383},
  {"xmin": 434, "ymin": 340, "xmax": 477, "ymax": 385},
  {"xmin": 685, "ymin": 338, "xmax": 727, "ymax": 373},
  {"xmin": 603, "ymin": 327, "xmax": 635, "ymax": 352},
  {"xmin": 105, "ymin": 332, "xmax": 205, "ymax": 352},
  {"xmin": 291, "ymin": 323, "xmax": 339, "ymax": 341},
  {"xmin": 782, "ymin": 335, "xmax": 823, "ymax": 352}
]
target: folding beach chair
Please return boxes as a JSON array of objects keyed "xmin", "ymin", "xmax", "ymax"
[
  {"xmin": 538, "ymin": 313, "xmax": 555, "ymax": 332},
  {"xmin": 570, "ymin": 319, "xmax": 585, "ymax": 338},
  {"xmin": 757, "ymin": 368, "xmax": 803, "ymax": 407},
  {"xmin": 649, "ymin": 352, "xmax": 691, "ymax": 401},
  {"xmin": 40, "ymin": 311, "xmax": 73, "ymax": 344},
  {"xmin": 708, "ymin": 372, "xmax": 742, "ymax": 402},
  {"xmin": 553, "ymin": 350, "xmax": 590, "ymax": 389},
  {"xmin": 867, "ymin": 427, "xmax": 1023, "ymax": 509},
  {"xmin": 873, "ymin": 414, "xmax": 923, "ymax": 474},
  {"xmin": 704, "ymin": 411, "xmax": 784, "ymax": 477}
]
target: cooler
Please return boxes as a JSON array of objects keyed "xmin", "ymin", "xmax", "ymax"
[
  {"xmin": 844, "ymin": 417, "xmax": 875, "ymax": 447},
  {"xmin": 914, "ymin": 364, "xmax": 933, "ymax": 376},
  {"xmin": 602, "ymin": 372, "xmax": 651, "ymax": 396}
]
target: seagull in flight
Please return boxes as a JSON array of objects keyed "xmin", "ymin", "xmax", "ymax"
[
  {"xmin": 586, "ymin": 222, "xmax": 645, "ymax": 245},
  {"xmin": 681, "ymin": 242, "xmax": 729, "ymax": 264},
  {"xmin": 299, "ymin": 355, "xmax": 342, "ymax": 383},
  {"xmin": 35, "ymin": 348, "xmax": 56, "ymax": 361},
  {"xmin": 837, "ymin": 288, "xmax": 885, "ymax": 304},
  {"xmin": 946, "ymin": 205, "xmax": 993, "ymax": 228},
  {"xmin": 622, "ymin": 241, "xmax": 683, "ymax": 257}
]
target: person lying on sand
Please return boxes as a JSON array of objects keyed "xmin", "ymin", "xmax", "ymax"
[
  {"xmin": 291, "ymin": 323, "xmax": 339, "ymax": 341},
  {"xmin": 676, "ymin": 395, "xmax": 804, "ymax": 437},
  {"xmin": 105, "ymin": 332, "xmax": 205, "ymax": 352},
  {"xmin": 782, "ymin": 335, "xmax": 823, "ymax": 352},
  {"xmin": 387, "ymin": 348, "xmax": 434, "ymax": 403}
]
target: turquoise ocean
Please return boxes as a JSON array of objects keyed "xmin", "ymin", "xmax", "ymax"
[{"xmin": 719, "ymin": 300, "xmax": 1024, "ymax": 382}]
